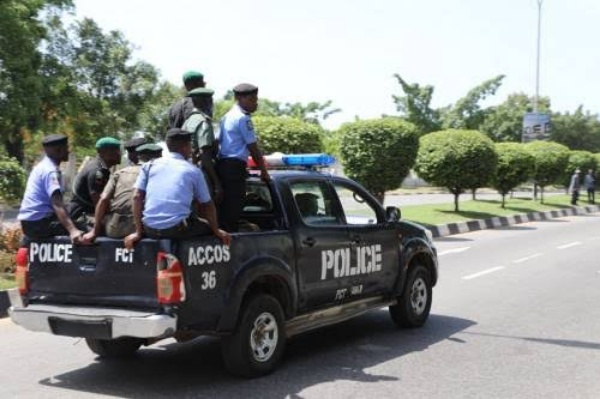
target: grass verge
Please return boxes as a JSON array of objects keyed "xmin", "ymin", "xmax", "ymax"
[
  {"xmin": 0, "ymin": 273, "xmax": 15, "ymax": 290},
  {"xmin": 401, "ymin": 194, "xmax": 580, "ymax": 228}
]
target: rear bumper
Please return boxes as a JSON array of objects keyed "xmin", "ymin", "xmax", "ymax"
[{"xmin": 8, "ymin": 289, "xmax": 176, "ymax": 339}]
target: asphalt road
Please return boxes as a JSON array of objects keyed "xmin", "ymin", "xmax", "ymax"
[{"xmin": 1, "ymin": 213, "xmax": 600, "ymax": 398}]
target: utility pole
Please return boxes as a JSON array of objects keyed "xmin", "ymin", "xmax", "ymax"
[{"xmin": 533, "ymin": 0, "xmax": 543, "ymax": 113}]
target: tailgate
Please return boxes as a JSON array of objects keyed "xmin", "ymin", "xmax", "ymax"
[{"xmin": 26, "ymin": 237, "xmax": 166, "ymax": 309}]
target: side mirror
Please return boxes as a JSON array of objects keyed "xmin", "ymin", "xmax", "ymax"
[{"xmin": 385, "ymin": 206, "xmax": 401, "ymax": 222}]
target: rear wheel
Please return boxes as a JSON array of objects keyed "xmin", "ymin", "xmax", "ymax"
[
  {"xmin": 221, "ymin": 293, "xmax": 286, "ymax": 378},
  {"xmin": 389, "ymin": 264, "xmax": 432, "ymax": 328},
  {"xmin": 85, "ymin": 337, "xmax": 144, "ymax": 358}
]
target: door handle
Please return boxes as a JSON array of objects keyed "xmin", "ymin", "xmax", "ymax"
[{"xmin": 302, "ymin": 237, "xmax": 316, "ymax": 247}]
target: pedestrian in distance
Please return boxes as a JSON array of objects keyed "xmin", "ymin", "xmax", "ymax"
[
  {"xmin": 124, "ymin": 128, "xmax": 231, "ymax": 249},
  {"xmin": 81, "ymin": 144, "xmax": 163, "ymax": 244},
  {"xmin": 584, "ymin": 169, "xmax": 595, "ymax": 204},
  {"xmin": 569, "ymin": 169, "xmax": 581, "ymax": 205},
  {"xmin": 217, "ymin": 83, "xmax": 270, "ymax": 232},
  {"xmin": 123, "ymin": 137, "xmax": 148, "ymax": 166},
  {"xmin": 168, "ymin": 70, "xmax": 213, "ymax": 128},
  {"xmin": 182, "ymin": 87, "xmax": 222, "ymax": 201},
  {"xmin": 18, "ymin": 134, "xmax": 86, "ymax": 244},
  {"xmin": 68, "ymin": 137, "xmax": 122, "ymax": 229}
]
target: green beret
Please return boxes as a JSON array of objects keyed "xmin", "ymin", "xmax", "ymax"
[
  {"xmin": 136, "ymin": 143, "xmax": 163, "ymax": 153},
  {"xmin": 188, "ymin": 87, "xmax": 214, "ymax": 97},
  {"xmin": 182, "ymin": 70, "xmax": 204, "ymax": 83},
  {"xmin": 95, "ymin": 137, "xmax": 121, "ymax": 149}
]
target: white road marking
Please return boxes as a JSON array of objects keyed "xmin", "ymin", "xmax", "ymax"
[
  {"xmin": 438, "ymin": 247, "xmax": 471, "ymax": 256},
  {"xmin": 462, "ymin": 266, "xmax": 505, "ymax": 280},
  {"xmin": 557, "ymin": 241, "xmax": 582, "ymax": 250},
  {"xmin": 513, "ymin": 253, "xmax": 543, "ymax": 264}
]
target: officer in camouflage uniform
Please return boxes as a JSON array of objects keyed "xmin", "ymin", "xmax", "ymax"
[
  {"xmin": 182, "ymin": 87, "xmax": 221, "ymax": 201},
  {"xmin": 81, "ymin": 144, "xmax": 163, "ymax": 242}
]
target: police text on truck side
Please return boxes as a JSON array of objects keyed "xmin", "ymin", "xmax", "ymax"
[{"xmin": 321, "ymin": 244, "xmax": 383, "ymax": 280}]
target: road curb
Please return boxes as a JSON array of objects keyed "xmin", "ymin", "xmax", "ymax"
[
  {"xmin": 0, "ymin": 290, "xmax": 9, "ymax": 319},
  {"xmin": 428, "ymin": 204, "xmax": 600, "ymax": 238}
]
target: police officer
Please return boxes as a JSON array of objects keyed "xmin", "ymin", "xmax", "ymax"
[
  {"xmin": 168, "ymin": 70, "xmax": 213, "ymax": 128},
  {"xmin": 81, "ymin": 144, "xmax": 163, "ymax": 243},
  {"xmin": 124, "ymin": 137, "xmax": 148, "ymax": 165},
  {"xmin": 217, "ymin": 83, "xmax": 270, "ymax": 232},
  {"xmin": 182, "ymin": 87, "xmax": 222, "ymax": 200},
  {"xmin": 69, "ymin": 137, "xmax": 122, "ymax": 227},
  {"xmin": 18, "ymin": 134, "xmax": 84, "ymax": 243},
  {"xmin": 124, "ymin": 128, "xmax": 231, "ymax": 249}
]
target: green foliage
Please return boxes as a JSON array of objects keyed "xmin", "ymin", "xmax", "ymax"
[
  {"xmin": 138, "ymin": 81, "xmax": 181, "ymax": 140},
  {"xmin": 252, "ymin": 116, "xmax": 325, "ymax": 155},
  {"xmin": 415, "ymin": 130, "xmax": 497, "ymax": 211},
  {"xmin": 339, "ymin": 118, "xmax": 419, "ymax": 202},
  {"xmin": 0, "ymin": 155, "xmax": 26, "ymax": 205},
  {"xmin": 492, "ymin": 143, "xmax": 534, "ymax": 207},
  {"xmin": 481, "ymin": 93, "xmax": 551, "ymax": 142},
  {"xmin": 441, "ymin": 75, "xmax": 505, "ymax": 130},
  {"xmin": 563, "ymin": 150, "xmax": 597, "ymax": 187},
  {"xmin": 392, "ymin": 74, "xmax": 441, "ymax": 134},
  {"xmin": 525, "ymin": 141, "xmax": 570, "ymax": 198},
  {"xmin": 551, "ymin": 107, "xmax": 600, "ymax": 153}
]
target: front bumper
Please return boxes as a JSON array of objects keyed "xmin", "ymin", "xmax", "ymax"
[{"xmin": 8, "ymin": 289, "xmax": 176, "ymax": 339}]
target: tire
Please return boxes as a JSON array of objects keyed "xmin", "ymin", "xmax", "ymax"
[
  {"xmin": 389, "ymin": 264, "xmax": 432, "ymax": 328},
  {"xmin": 85, "ymin": 337, "xmax": 144, "ymax": 358},
  {"xmin": 221, "ymin": 294, "xmax": 286, "ymax": 378}
]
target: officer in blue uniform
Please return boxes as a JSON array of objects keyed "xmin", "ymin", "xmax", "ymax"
[
  {"xmin": 217, "ymin": 83, "xmax": 270, "ymax": 232},
  {"xmin": 125, "ymin": 128, "xmax": 231, "ymax": 249},
  {"xmin": 168, "ymin": 70, "xmax": 213, "ymax": 128},
  {"xmin": 18, "ymin": 134, "xmax": 85, "ymax": 243}
]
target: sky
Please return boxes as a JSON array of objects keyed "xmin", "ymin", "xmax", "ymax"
[{"xmin": 73, "ymin": 0, "xmax": 600, "ymax": 130}]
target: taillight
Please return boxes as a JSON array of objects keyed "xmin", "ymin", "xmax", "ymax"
[
  {"xmin": 15, "ymin": 247, "xmax": 29, "ymax": 295},
  {"xmin": 156, "ymin": 252, "xmax": 185, "ymax": 304}
]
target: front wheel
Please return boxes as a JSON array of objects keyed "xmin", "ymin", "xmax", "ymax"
[
  {"xmin": 85, "ymin": 337, "xmax": 144, "ymax": 358},
  {"xmin": 389, "ymin": 264, "xmax": 432, "ymax": 328},
  {"xmin": 221, "ymin": 294, "xmax": 286, "ymax": 378}
]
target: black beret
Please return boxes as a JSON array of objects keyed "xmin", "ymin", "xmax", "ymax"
[
  {"xmin": 233, "ymin": 83, "xmax": 258, "ymax": 95},
  {"xmin": 136, "ymin": 143, "xmax": 163, "ymax": 154},
  {"xmin": 42, "ymin": 134, "xmax": 68, "ymax": 146},
  {"xmin": 124, "ymin": 137, "xmax": 148, "ymax": 150},
  {"xmin": 166, "ymin": 128, "xmax": 192, "ymax": 140}
]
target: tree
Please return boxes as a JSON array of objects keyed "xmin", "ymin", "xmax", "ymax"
[
  {"xmin": 0, "ymin": 0, "xmax": 73, "ymax": 162},
  {"xmin": 339, "ymin": 118, "xmax": 419, "ymax": 203},
  {"xmin": 562, "ymin": 150, "xmax": 597, "ymax": 189},
  {"xmin": 492, "ymin": 143, "xmax": 534, "ymax": 208},
  {"xmin": 481, "ymin": 93, "xmax": 551, "ymax": 142},
  {"xmin": 253, "ymin": 116, "xmax": 325, "ymax": 155},
  {"xmin": 551, "ymin": 107, "xmax": 600, "ymax": 153},
  {"xmin": 525, "ymin": 141, "xmax": 570, "ymax": 203},
  {"xmin": 441, "ymin": 75, "xmax": 505, "ymax": 130},
  {"xmin": 415, "ymin": 130, "xmax": 497, "ymax": 212},
  {"xmin": 392, "ymin": 74, "xmax": 441, "ymax": 135},
  {"xmin": 138, "ymin": 81, "xmax": 181, "ymax": 140}
]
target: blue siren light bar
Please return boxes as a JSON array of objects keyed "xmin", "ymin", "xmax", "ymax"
[{"xmin": 281, "ymin": 153, "xmax": 336, "ymax": 167}]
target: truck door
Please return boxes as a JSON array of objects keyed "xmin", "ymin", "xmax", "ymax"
[
  {"xmin": 288, "ymin": 179, "xmax": 349, "ymax": 311},
  {"xmin": 330, "ymin": 180, "xmax": 400, "ymax": 300}
]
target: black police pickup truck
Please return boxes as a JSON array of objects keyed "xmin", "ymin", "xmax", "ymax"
[{"xmin": 9, "ymin": 165, "xmax": 438, "ymax": 378}]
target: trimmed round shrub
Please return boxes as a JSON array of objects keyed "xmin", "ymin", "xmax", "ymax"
[
  {"xmin": 563, "ymin": 150, "xmax": 597, "ymax": 186},
  {"xmin": 492, "ymin": 143, "xmax": 534, "ymax": 207},
  {"xmin": 253, "ymin": 116, "xmax": 324, "ymax": 154},
  {"xmin": 0, "ymin": 156, "xmax": 26, "ymax": 205},
  {"xmin": 338, "ymin": 118, "xmax": 419, "ymax": 202}
]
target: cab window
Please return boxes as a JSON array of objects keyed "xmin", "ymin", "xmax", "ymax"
[
  {"xmin": 290, "ymin": 181, "xmax": 342, "ymax": 226},
  {"xmin": 332, "ymin": 183, "xmax": 380, "ymax": 225}
]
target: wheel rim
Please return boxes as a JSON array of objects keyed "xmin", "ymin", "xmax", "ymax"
[
  {"xmin": 249, "ymin": 312, "xmax": 279, "ymax": 363},
  {"xmin": 410, "ymin": 277, "xmax": 428, "ymax": 316}
]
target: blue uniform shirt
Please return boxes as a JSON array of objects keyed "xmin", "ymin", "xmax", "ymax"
[
  {"xmin": 18, "ymin": 156, "xmax": 63, "ymax": 221},
  {"xmin": 218, "ymin": 104, "xmax": 257, "ymax": 161},
  {"xmin": 135, "ymin": 152, "xmax": 211, "ymax": 230}
]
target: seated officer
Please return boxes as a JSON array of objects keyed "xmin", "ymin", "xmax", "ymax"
[
  {"xmin": 123, "ymin": 137, "xmax": 148, "ymax": 166},
  {"xmin": 182, "ymin": 87, "xmax": 222, "ymax": 200},
  {"xmin": 68, "ymin": 137, "xmax": 122, "ymax": 227},
  {"xmin": 124, "ymin": 128, "xmax": 231, "ymax": 249},
  {"xmin": 295, "ymin": 193, "xmax": 319, "ymax": 218},
  {"xmin": 18, "ymin": 134, "xmax": 85, "ymax": 244},
  {"xmin": 81, "ymin": 144, "xmax": 163, "ymax": 243}
]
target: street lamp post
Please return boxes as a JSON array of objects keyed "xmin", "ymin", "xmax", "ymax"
[{"xmin": 533, "ymin": 0, "xmax": 543, "ymax": 113}]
